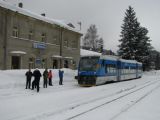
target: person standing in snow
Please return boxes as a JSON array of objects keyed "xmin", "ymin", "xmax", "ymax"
[
  {"xmin": 43, "ymin": 68, "xmax": 48, "ymax": 88},
  {"xmin": 32, "ymin": 68, "xmax": 42, "ymax": 92},
  {"xmin": 59, "ymin": 69, "xmax": 64, "ymax": 85},
  {"xmin": 25, "ymin": 69, "xmax": 32, "ymax": 89},
  {"xmin": 48, "ymin": 70, "xmax": 53, "ymax": 86}
]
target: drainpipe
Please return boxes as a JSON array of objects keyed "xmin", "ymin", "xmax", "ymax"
[
  {"xmin": 60, "ymin": 27, "xmax": 63, "ymax": 68},
  {"xmin": 3, "ymin": 9, "xmax": 8, "ymax": 70}
]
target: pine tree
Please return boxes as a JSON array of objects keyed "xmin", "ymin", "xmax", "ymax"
[
  {"xmin": 118, "ymin": 6, "xmax": 152, "ymax": 70},
  {"xmin": 135, "ymin": 27, "xmax": 152, "ymax": 63},
  {"xmin": 118, "ymin": 6, "xmax": 140, "ymax": 60},
  {"xmin": 155, "ymin": 53, "xmax": 160, "ymax": 70}
]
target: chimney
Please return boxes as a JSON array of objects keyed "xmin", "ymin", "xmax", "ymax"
[
  {"xmin": 41, "ymin": 13, "xmax": 45, "ymax": 17},
  {"xmin": 18, "ymin": 2, "xmax": 23, "ymax": 8}
]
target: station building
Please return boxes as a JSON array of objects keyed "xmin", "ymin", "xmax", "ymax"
[{"xmin": 0, "ymin": 1, "xmax": 82, "ymax": 70}]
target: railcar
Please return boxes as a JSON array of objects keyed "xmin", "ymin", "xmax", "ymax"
[{"xmin": 77, "ymin": 55, "xmax": 142, "ymax": 86}]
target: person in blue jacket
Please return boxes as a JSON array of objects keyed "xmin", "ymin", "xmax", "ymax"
[{"xmin": 59, "ymin": 69, "xmax": 64, "ymax": 85}]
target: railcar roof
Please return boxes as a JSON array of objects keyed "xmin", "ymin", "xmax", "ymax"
[
  {"xmin": 119, "ymin": 59, "xmax": 138, "ymax": 64},
  {"xmin": 100, "ymin": 55, "xmax": 118, "ymax": 61},
  {"xmin": 80, "ymin": 54, "xmax": 142, "ymax": 65}
]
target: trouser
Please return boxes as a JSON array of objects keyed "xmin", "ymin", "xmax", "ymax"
[
  {"xmin": 26, "ymin": 79, "xmax": 31, "ymax": 89},
  {"xmin": 43, "ymin": 78, "xmax": 47, "ymax": 88},
  {"xmin": 59, "ymin": 77, "xmax": 63, "ymax": 85},
  {"xmin": 32, "ymin": 80, "xmax": 36, "ymax": 90},
  {"xmin": 34, "ymin": 79, "xmax": 40, "ymax": 92},
  {"xmin": 49, "ymin": 78, "xmax": 52, "ymax": 86}
]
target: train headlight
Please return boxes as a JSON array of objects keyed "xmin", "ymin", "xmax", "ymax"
[{"xmin": 96, "ymin": 64, "xmax": 100, "ymax": 69}]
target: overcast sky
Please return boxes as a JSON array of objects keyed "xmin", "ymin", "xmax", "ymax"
[{"xmin": 5, "ymin": 0, "xmax": 160, "ymax": 52}]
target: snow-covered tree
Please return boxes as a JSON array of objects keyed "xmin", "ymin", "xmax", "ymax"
[
  {"xmin": 155, "ymin": 52, "xmax": 160, "ymax": 70},
  {"xmin": 118, "ymin": 6, "xmax": 140, "ymax": 59},
  {"xmin": 135, "ymin": 27, "xmax": 152, "ymax": 63},
  {"xmin": 118, "ymin": 6, "xmax": 152, "ymax": 70},
  {"xmin": 98, "ymin": 37, "xmax": 104, "ymax": 53},
  {"xmin": 82, "ymin": 24, "xmax": 103, "ymax": 52}
]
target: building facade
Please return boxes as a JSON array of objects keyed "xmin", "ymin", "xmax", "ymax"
[{"xmin": 0, "ymin": 1, "xmax": 82, "ymax": 70}]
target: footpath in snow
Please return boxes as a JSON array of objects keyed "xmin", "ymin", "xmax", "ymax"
[{"xmin": 0, "ymin": 69, "xmax": 160, "ymax": 120}]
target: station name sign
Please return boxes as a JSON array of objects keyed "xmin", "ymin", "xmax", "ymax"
[{"xmin": 33, "ymin": 42, "xmax": 46, "ymax": 49}]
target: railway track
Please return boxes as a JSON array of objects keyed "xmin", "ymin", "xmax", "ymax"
[
  {"xmin": 64, "ymin": 80, "xmax": 160, "ymax": 120},
  {"xmin": 17, "ymin": 80, "xmax": 159, "ymax": 120}
]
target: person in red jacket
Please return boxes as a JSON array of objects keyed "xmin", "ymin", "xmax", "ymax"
[{"xmin": 48, "ymin": 70, "xmax": 53, "ymax": 86}]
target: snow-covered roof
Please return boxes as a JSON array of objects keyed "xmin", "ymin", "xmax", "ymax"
[
  {"xmin": 51, "ymin": 55, "xmax": 62, "ymax": 58},
  {"xmin": 0, "ymin": 0, "xmax": 82, "ymax": 34},
  {"xmin": 80, "ymin": 49, "xmax": 101, "ymax": 56},
  {"xmin": 63, "ymin": 57, "xmax": 73, "ymax": 59},
  {"xmin": 80, "ymin": 49, "xmax": 142, "ymax": 64},
  {"xmin": 10, "ymin": 51, "xmax": 26, "ymax": 55}
]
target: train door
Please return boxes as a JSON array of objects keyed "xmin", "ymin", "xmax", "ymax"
[{"xmin": 11, "ymin": 56, "xmax": 21, "ymax": 69}]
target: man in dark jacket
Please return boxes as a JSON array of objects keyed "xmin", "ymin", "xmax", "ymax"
[
  {"xmin": 43, "ymin": 69, "xmax": 48, "ymax": 88},
  {"xmin": 59, "ymin": 69, "xmax": 64, "ymax": 85},
  {"xmin": 25, "ymin": 69, "xmax": 32, "ymax": 89},
  {"xmin": 32, "ymin": 68, "xmax": 42, "ymax": 92}
]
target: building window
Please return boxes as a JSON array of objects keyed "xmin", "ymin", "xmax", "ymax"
[
  {"xmin": 28, "ymin": 31, "xmax": 33, "ymax": 40},
  {"xmin": 64, "ymin": 38, "xmax": 68, "ymax": 47},
  {"xmin": 41, "ymin": 33, "xmax": 46, "ymax": 42},
  {"xmin": 12, "ymin": 27, "xmax": 19, "ymax": 37},
  {"xmin": 71, "ymin": 39, "xmax": 77, "ymax": 48},
  {"xmin": 53, "ymin": 36, "xmax": 59, "ymax": 45}
]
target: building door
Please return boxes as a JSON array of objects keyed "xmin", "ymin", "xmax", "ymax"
[
  {"xmin": 53, "ymin": 60, "xmax": 58, "ymax": 69},
  {"xmin": 12, "ymin": 56, "xmax": 21, "ymax": 69},
  {"xmin": 64, "ymin": 60, "xmax": 68, "ymax": 68}
]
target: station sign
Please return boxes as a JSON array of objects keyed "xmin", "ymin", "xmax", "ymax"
[{"xmin": 33, "ymin": 42, "xmax": 46, "ymax": 49}]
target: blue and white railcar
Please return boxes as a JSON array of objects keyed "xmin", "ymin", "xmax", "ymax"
[
  {"xmin": 136, "ymin": 62, "xmax": 143, "ymax": 78},
  {"xmin": 77, "ymin": 55, "xmax": 142, "ymax": 86},
  {"xmin": 96, "ymin": 55, "xmax": 118, "ymax": 85},
  {"xmin": 118, "ymin": 59, "xmax": 138, "ymax": 80}
]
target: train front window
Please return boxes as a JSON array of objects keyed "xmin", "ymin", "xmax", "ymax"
[{"xmin": 79, "ymin": 57, "xmax": 99, "ymax": 71}]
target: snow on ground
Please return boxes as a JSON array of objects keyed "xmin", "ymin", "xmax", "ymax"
[{"xmin": 0, "ymin": 69, "xmax": 160, "ymax": 120}]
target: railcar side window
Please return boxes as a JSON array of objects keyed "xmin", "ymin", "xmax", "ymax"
[{"xmin": 105, "ymin": 64, "xmax": 116, "ymax": 74}]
